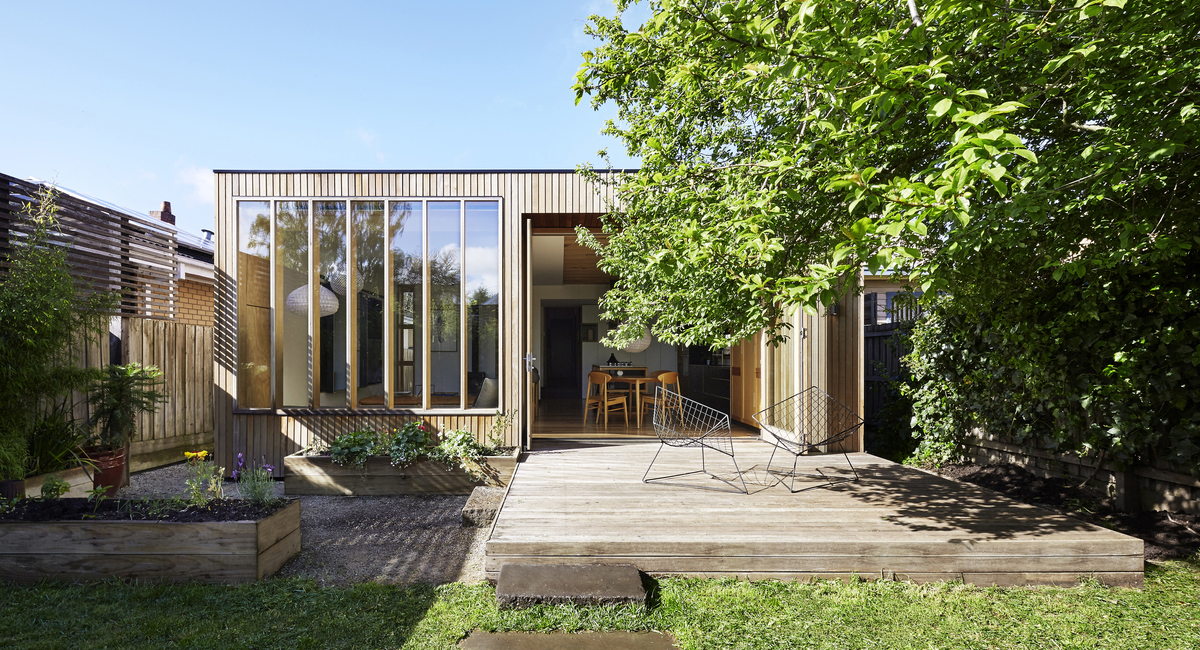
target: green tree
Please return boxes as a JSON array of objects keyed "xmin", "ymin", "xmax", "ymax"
[
  {"xmin": 575, "ymin": 0, "xmax": 1197, "ymax": 346},
  {"xmin": 0, "ymin": 187, "xmax": 115, "ymax": 480},
  {"xmin": 575, "ymin": 1, "xmax": 1199, "ymax": 472}
]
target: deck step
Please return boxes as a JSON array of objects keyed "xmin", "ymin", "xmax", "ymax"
[
  {"xmin": 462, "ymin": 486, "xmax": 504, "ymax": 527},
  {"xmin": 460, "ymin": 631, "xmax": 676, "ymax": 649},
  {"xmin": 495, "ymin": 563, "xmax": 646, "ymax": 609}
]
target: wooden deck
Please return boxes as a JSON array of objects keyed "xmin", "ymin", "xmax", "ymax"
[{"xmin": 486, "ymin": 440, "xmax": 1145, "ymax": 587}]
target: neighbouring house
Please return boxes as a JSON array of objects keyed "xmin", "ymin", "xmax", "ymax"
[
  {"xmin": 211, "ymin": 170, "xmax": 863, "ymax": 476},
  {"xmin": 151, "ymin": 200, "xmax": 216, "ymax": 328}
]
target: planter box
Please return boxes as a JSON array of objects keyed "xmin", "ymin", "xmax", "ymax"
[
  {"xmin": 0, "ymin": 499, "xmax": 300, "ymax": 584},
  {"xmin": 284, "ymin": 453, "xmax": 517, "ymax": 496}
]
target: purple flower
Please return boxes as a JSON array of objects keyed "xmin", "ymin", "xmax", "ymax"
[
  {"xmin": 231, "ymin": 469, "xmax": 240, "ymax": 480},
  {"xmin": 262, "ymin": 464, "xmax": 274, "ymax": 472},
  {"xmin": 236, "ymin": 453, "xmax": 245, "ymax": 469}
]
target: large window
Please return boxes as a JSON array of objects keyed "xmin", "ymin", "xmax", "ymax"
[{"xmin": 235, "ymin": 198, "xmax": 500, "ymax": 411}]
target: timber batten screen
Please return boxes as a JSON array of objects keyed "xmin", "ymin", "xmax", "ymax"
[{"xmin": 1, "ymin": 173, "xmax": 179, "ymax": 320}]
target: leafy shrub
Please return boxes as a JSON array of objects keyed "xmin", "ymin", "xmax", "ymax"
[
  {"xmin": 328, "ymin": 429, "xmax": 380, "ymax": 469},
  {"xmin": 430, "ymin": 429, "xmax": 491, "ymax": 479},
  {"xmin": 39, "ymin": 474, "xmax": 71, "ymax": 499},
  {"xmin": 88, "ymin": 364, "xmax": 166, "ymax": 453},
  {"xmin": 382, "ymin": 422, "xmax": 431, "ymax": 467},
  {"xmin": 0, "ymin": 186, "xmax": 113, "ymax": 480},
  {"xmin": 905, "ymin": 264, "xmax": 1200, "ymax": 475}
]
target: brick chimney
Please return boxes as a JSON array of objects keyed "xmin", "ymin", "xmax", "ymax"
[{"xmin": 150, "ymin": 200, "xmax": 175, "ymax": 225}]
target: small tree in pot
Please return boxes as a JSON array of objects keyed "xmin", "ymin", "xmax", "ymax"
[{"xmin": 87, "ymin": 363, "xmax": 166, "ymax": 496}]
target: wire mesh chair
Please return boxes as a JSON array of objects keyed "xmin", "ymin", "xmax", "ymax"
[
  {"xmin": 752, "ymin": 387, "xmax": 864, "ymax": 492},
  {"xmin": 643, "ymin": 387, "xmax": 747, "ymax": 494}
]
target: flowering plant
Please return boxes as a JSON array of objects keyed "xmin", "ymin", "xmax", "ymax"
[
  {"xmin": 383, "ymin": 422, "xmax": 431, "ymax": 467},
  {"xmin": 184, "ymin": 450, "xmax": 223, "ymax": 506},
  {"xmin": 233, "ymin": 453, "xmax": 276, "ymax": 507}
]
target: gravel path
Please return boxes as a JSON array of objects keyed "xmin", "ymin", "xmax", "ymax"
[{"xmin": 122, "ymin": 463, "xmax": 491, "ymax": 586}]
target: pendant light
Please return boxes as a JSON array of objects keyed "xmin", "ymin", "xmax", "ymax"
[
  {"xmin": 285, "ymin": 284, "xmax": 339, "ymax": 317},
  {"xmin": 622, "ymin": 326, "xmax": 653, "ymax": 353}
]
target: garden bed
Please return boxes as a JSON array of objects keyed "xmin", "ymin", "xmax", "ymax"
[
  {"xmin": 0, "ymin": 498, "xmax": 300, "ymax": 583},
  {"xmin": 284, "ymin": 453, "xmax": 517, "ymax": 496}
]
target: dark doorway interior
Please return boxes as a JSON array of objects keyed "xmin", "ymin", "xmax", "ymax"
[{"xmin": 542, "ymin": 306, "xmax": 581, "ymax": 399}]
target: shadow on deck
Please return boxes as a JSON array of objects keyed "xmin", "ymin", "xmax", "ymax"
[{"xmin": 486, "ymin": 439, "xmax": 1145, "ymax": 587}]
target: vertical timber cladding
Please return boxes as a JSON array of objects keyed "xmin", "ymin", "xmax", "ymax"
[
  {"xmin": 213, "ymin": 171, "xmax": 618, "ymax": 475},
  {"xmin": 764, "ymin": 280, "xmax": 865, "ymax": 453}
]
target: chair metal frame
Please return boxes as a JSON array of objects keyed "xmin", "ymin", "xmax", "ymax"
[
  {"xmin": 643, "ymin": 387, "xmax": 747, "ymax": 494},
  {"xmin": 752, "ymin": 386, "xmax": 864, "ymax": 492}
]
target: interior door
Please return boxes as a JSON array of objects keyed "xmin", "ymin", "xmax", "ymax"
[{"xmin": 542, "ymin": 306, "xmax": 581, "ymax": 399}]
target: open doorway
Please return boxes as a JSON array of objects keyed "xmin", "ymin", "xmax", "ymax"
[{"xmin": 541, "ymin": 306, "xmax": 581, "ymax": 399}]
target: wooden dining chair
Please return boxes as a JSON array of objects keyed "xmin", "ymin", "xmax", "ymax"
[
  {"xmin": 641, "ymin": 371, "xmax": 680, "ymax": 422},
  {"xmin": 585, "ymin": 371, "xmax": 628, "ymax": 429}
]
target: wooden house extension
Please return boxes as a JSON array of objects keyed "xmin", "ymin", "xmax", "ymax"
[{"xmin": 212, "ymin": 170, "xmax": 862, "ymax": 476}]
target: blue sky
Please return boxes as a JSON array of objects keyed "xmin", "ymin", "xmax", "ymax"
[{"xmin": 0, "ymin": 1, "xmax": 645, "ymax": 236}]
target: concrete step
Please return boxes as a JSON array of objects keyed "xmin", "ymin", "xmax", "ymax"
[
  {"xmin": 462, "ymin": 486, "xmax": 504, "ymax": 527},
  {"xmin": 460, "ymin": 631, "xmax": 676, "ymax": 649},
  {"xmin": 495, "ymin": 563, "xmax": 646, "ymax": 609}
]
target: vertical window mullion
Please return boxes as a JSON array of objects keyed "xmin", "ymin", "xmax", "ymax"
[
  {"xmin": 460, "ymin": 200, "xmax": 467, "ymax": 411},
  {"xmin": 347, "ymin": 203, "xmax": 357, "ymax": 410},
  {"xmin": 311, "ymin": 197, "xmax": 319, "ymax": 410},
  {"xmin": 422, "ymin": 199, "xmax": 430, "ymax": 411},
  {"xmin": 270, "ymin": 199, "xmax": 278, "ymax": 410},
  {"xmin": 384, "ymin": 201, "xmax": 394, "ymax": 410}
]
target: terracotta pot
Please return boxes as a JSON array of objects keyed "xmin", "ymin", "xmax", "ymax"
[
  {"xmin": 0, "ymin": 479, "xmax": 25, "ymax": 500},
  {"xmin": 91, "ymin": 449, "xmax": 126, "ymax": 498}
]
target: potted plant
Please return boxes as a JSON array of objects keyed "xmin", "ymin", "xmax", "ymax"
[{"xmin": 86, "ymin": 363, "xmax": 166, "ymax": 496}]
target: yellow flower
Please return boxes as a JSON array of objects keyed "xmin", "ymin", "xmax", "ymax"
[{"xmin": 184, "ymin": 450, "xmax": 209, "ymax": 461}]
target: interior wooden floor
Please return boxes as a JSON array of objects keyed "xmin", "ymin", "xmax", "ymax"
[
  {"xmin": 486, "ymin": 440, "xmax": 1144, "ymax": 586},
  {"xmin": 531, "ymin": 398, "xmax": 759, "ymax": 439}
]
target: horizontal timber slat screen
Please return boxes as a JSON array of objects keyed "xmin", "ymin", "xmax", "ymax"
[{"xmin": 0, "ymin": 173, "xmax": 178, "ymax": 320}]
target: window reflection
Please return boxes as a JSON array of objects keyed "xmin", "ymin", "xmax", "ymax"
[
  {"xmin": 237, "ymin": 201, "xmax": 271, "ymax": 408},
  {"xmin": 391, "ymin": 202, "xmax": 423, "ymax": 407},
  {"xmin": 315, "ymin": 201, "xmax": 347, "ymax": 407},
  {"xmin": 428, "ymin": 201, "xmax": 461, "ymax": 406},
  {"xmin": 234, "ymin": 197, "xmax": 500, "ymax": 411},
  {"xmin": 276, "ymin": 201, "xmax": 309, "ymax": 407},
  {"xmin": 465, "ymin": 201, "xmax": 499, "ymax": 409}
]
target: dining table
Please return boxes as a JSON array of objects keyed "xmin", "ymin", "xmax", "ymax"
[{"xmin": 614, "ymin": 375, "xmax": 660, "ymax": 428}]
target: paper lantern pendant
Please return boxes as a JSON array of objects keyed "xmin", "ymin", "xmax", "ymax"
[
  {"xmin": 623, "ymin": 326, "xmax": 652, "ymax": 353},
  {"xmin": 286, "ymin": 284, "xmax": 339, "ymax": 317}
]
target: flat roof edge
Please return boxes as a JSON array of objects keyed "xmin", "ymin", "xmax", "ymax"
[{"xmin": 211, "ymin": 168, "xmax": 637, "ymax": 175}]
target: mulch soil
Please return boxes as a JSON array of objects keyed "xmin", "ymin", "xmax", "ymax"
[
  {"xmin": 0, "ymin": 497, "xmax": 290, "ymax": 523},
  {"xmin": 939, "ymin": 463, "xmax": 1200, "ymax": 561}
]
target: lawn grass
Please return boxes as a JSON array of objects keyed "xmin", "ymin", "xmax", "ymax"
[{"xmin": 1, "ymin": 560, "xmax": 1197, "ymax": 649}]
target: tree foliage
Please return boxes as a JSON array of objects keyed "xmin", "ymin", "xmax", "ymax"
[
  {"xmin": 575, "ymin": 0, "xmax": 1198, "ymax": 347},
  {"xmin": 575, "ymin": 0, "xmax": 1199, "ymax": 471}
]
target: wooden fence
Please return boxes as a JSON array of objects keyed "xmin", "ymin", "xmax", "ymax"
[
  {"xmin": 124, "ymin": 318, "xmax": 214, "ymax": 470},
  {"xmin": 863, "ymin": 322, "xmax": 907, "ymax": 430}
]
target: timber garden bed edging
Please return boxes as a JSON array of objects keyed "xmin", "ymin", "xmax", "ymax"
[
  {"xmin": 0, "ymin": 499, "xmax": 300, "ymax": 584},
  {"xmin": 283, "ymin": 451, "xmax": 518, "ymax": 496}
]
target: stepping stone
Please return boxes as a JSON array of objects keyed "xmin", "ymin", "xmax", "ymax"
[
  {"xmin": 496, "ymin": 564, "xmax": 646, "ymax": 609},
  {"xmin": 462, "ymin": 486, "xmax": 504, "ymax": 527},
  {"xmin": 459, "ymin": 631, "xmax": 677, "ymax": 650}
]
